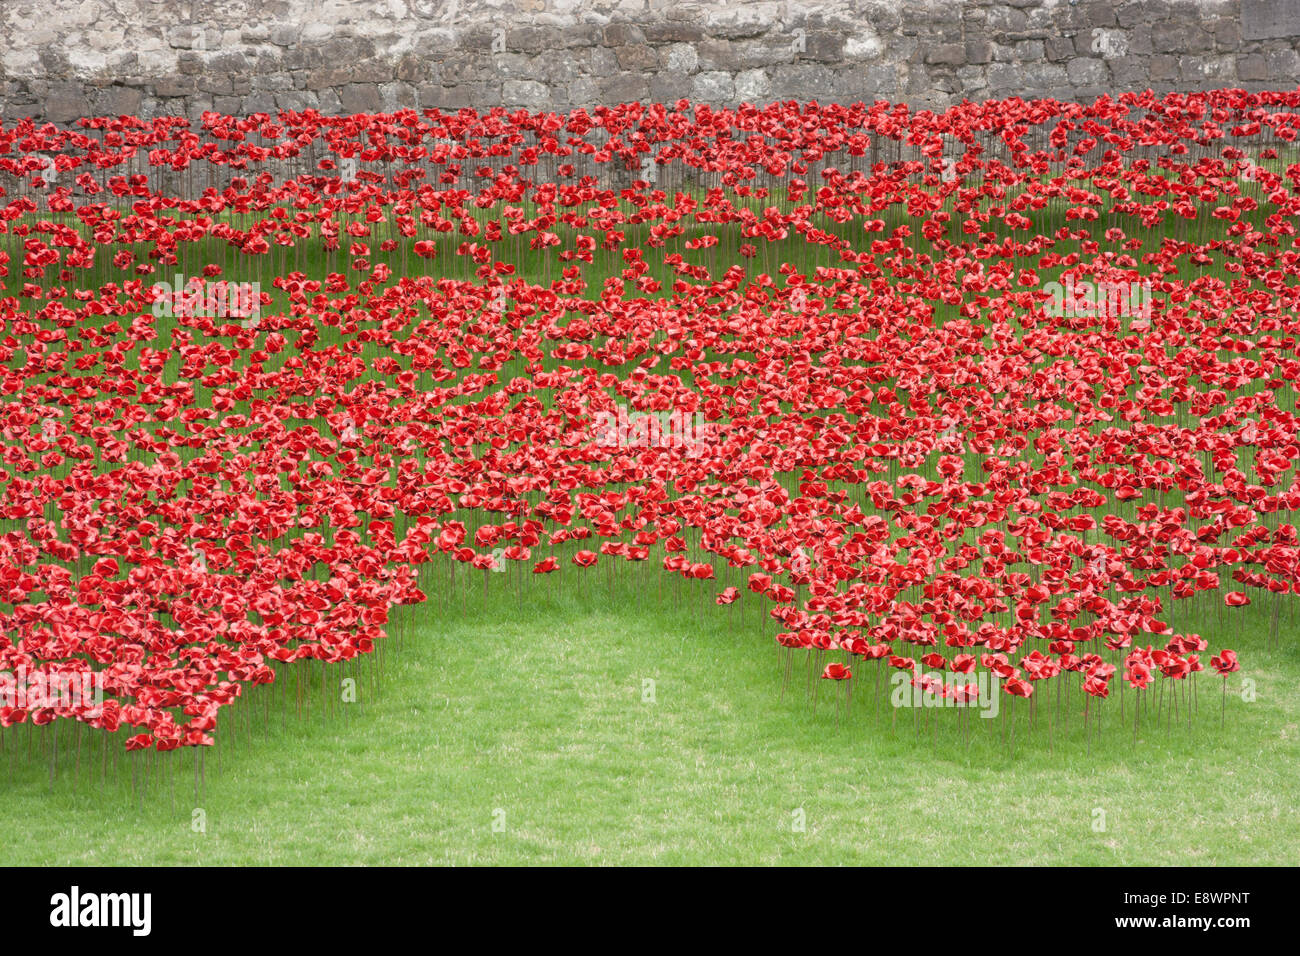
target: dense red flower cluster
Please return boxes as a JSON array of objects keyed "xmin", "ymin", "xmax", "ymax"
[{"xmin": 2, "ymin": 89, "xmax": 1297, "ymax": 748}]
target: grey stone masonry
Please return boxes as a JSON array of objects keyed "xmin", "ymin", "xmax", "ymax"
[{"xmin": 2, "ymin": 0, "xmax": 1299, "ymax": 122}]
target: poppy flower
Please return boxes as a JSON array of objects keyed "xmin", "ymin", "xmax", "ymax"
[{"xmin": 1210, "ymin": 650, "xmax": 1240, "ymax": 675}]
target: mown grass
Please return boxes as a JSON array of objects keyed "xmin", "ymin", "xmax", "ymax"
[{"xmin": 1, "ymin": 558, "xmax": 1296, "ymax": 866}]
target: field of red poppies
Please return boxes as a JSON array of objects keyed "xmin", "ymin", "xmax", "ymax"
[{"xmin": 1, "ymin": 90, "xmax": 1298, "ymax": 783}]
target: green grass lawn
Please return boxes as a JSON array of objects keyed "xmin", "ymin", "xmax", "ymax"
[{"xmin": 4, "ymin": 562, "xmax": 1296, "ymax": 866}]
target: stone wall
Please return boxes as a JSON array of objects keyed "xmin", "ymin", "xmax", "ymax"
[{"xmin": 3, "ymin": 0, "xmax": 1299, "ymax": 123}]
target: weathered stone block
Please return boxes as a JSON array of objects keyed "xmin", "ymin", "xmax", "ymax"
[
  {"xmin": 566, "ymin": 76, "xmax": 598, "ymax": 107},
  {"xmin": 241, "ymin": 91, "xmax": 277, "ymax": 114},
  {"xmin": 965, "ymin": 40, "xmax": 993, "ymax": 65},
  {"xmin": 270, "ymin": 24, "xmax": 300, "ymax": 47},
  {"xmin": 1237, "ymin": 53, "xmax": 1269, "ymax": 81},
  {"xmin": 705, "ymin": 5, "xmax": 777, "ymax": 40},
  {"xmin": 1264, "ymin": 47, "xmax": 1300, "ymax": 76},
  {"xmin": 845, "ymin": 31, "xmax": 885, "ymax": 59},
  {"xmin": 860, "ymin": 62, "xmax": 901, "ymax": 96},
  {"xmin": 338, "ymin": 82, "xmax": 381, "ymax": 114},
  {"xmin": 734, "ymin": 68, "xmax": 771, "ymax": 102},
  {"xmin": 1067, "ymin": 57, "xmax": 1109, "ymax": 87},
  {"xmin": 153, "ymin": 76, "xmax": 197, "ymax": 97},
  {"xmin": 1014, "ymin": 39, "xmax": 1047, "ymax": 61},
  {"xmin": 588, "ymin": 47, "xmax": 618, "ymax": 77},
  {"xmin": 924, "ymin": 43, "xmax": 965, "ymax": 66},
  {"xmin": 558, "ymin": 24, "xmax": 603, "ymax": 48},
  {"xmin": 440, "ymin": 58, "xmax": 490, "ymax": 86},
  {"xmin": 695, "ymin": 39, "xmax": 743, "ymax": 72},
  {"xmin": 692, "ymin": 70, "xmax": 735, "ymax": 103},
  {"xmin": 1149, "ymin": 54, "xmax": 1180, "ymax": 81},
  {"xmin": 1152, "ymin": 22, "xmax": 1212, "ymax": 54},
  {"xmin": 803, "ymin": 32, "xmax": 845, "ymax": 63},
  {"xmin": 603, "ymin": 23, "xmax": 646, "ymax": 47},
  {"xmin": 1109, "ymin": 54, "xmax": 1150, "ymax": 87},
  {"xmin": 1212, "ymin": 17, "xmax": 1241, "ymax": 49},
  {"xmin": 615, "ymin": 44, "xmax": 660, "ymax": 71},
  {"xmin": 986, "ymin": 6, "xmax": 1029, "ymax": 35},
  {"xmin": 99, "ymin": 84, "xmax": 143, "ymax": 114},
  {"xmin": 1179, "ymin": 54, "xmax": 1237, "ymax": 84},
  {"xmin": 425, "ymin": 82, "xmax": 502, "ymax": 110},
  {"xmin": 1242, "ymin": 0, "xmax": 1300, "ymax": 40},
  {"xmin": 649, "ymin": 72, "xmax": 692, "ymax": 103},
  {"xmin": 1045, "ymin": 35, "xmax": 1076, "ymax": 62},
  {"xmin": 503, "ymin": 79, "xmax": 551, "ymax": 108},
  {"xmin": 507, "ymin": 27, "xmax": 553, "ymax": 55},
  {"xmin": 213, "ymin": 94, "xmax": 243, "ymax": 114},
  {"xmin": 379, "ymin": 82, "xmax": 417, "ymax": 112},
  {"xmin": 1118, "ymin": 2, "xmax": 1170, "ymax": 29},
  {"xmin": 598, "ymin": 72, "xmax": 650, "ymax": 104},
  {"xmin": 769, "ymin": 62, "xmax": 837, "ymax": 101},
  {"xmin": 663, "ymin": 43, "xmax": 699, "ymax": 74},
  {"xmin": 396, "ymin": 54, "xmax": 427, "ymax": 84},
  {"xmin": 1088, "ymin": 1, "xmax": 1119, "ymax": 28},
  {"xmin": 274, "ymin": 89, "xmax": 320, "ymax": 112},
  {"xmin": 642, "ymin": 22, "xmax": 706, "ymax": 44}
]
